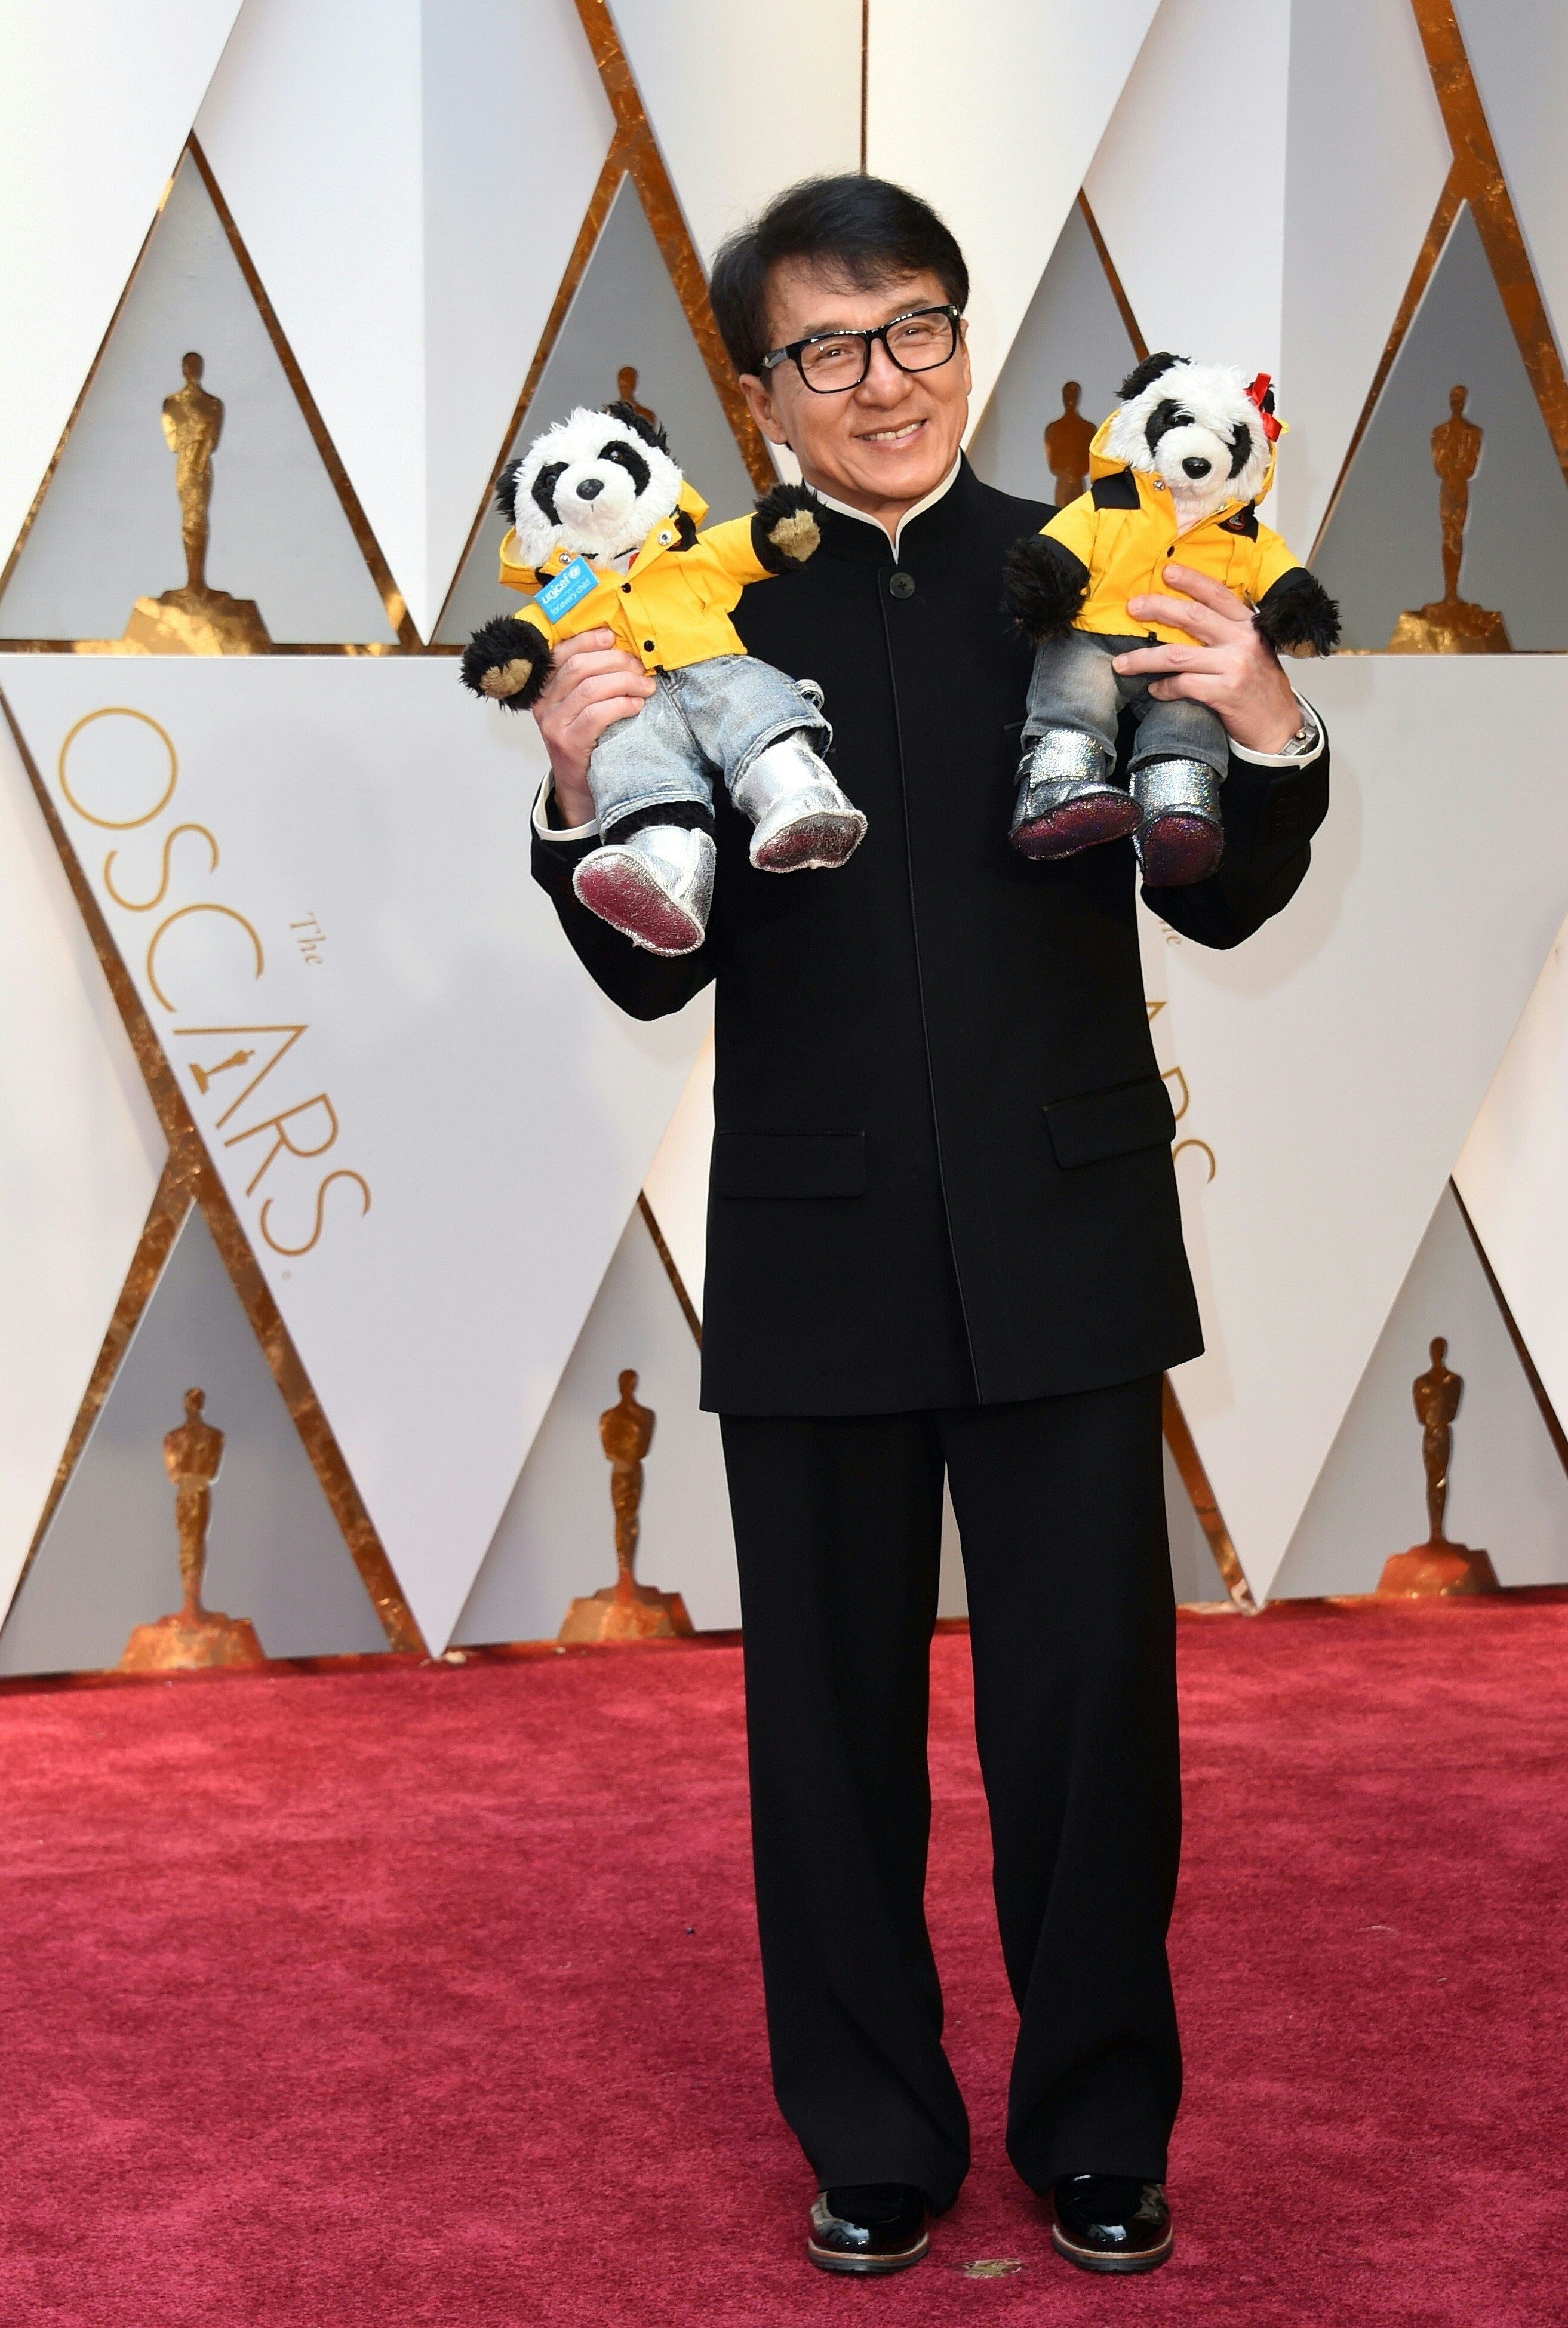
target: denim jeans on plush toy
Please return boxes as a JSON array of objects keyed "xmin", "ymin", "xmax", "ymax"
[
  {"xmin": 589, "ymin": 653, "xmax": 829, "ymax": 836},
  {"xmin": 1023, "ymin": 629, "xmax": 1229, "ymax": 777}
]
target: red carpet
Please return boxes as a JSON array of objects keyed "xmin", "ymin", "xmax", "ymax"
[{"xmin": 0, "ymin": 1600, "xmax": 1564, "ymax": 2326}]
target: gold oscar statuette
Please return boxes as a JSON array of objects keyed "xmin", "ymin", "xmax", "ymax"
[
  {"xmin": 614, "ymin": 365, "xmax": 659, "ymax": 431},
  {"xmin": 1044, "ymin": 381, "xmax": 1096, "ymax": 506},
  {"xmin": 120, "ymin": 1388, "xmax": 267, "ymax": 1670},
  {"xmin": 1376, "ymin": 1337, "xmax": 1500, "ymax": 1597},
  {"xmin": 558, "ymin": 1370, "xmax": 693, "ymax": 1643},
  {"xmin": 1388, "ymin": 385, "xmax": 1510, "ymax": 653},
  {"xmin": 123, "ymin": 351, "xmax": 272, "ymax": 655}
]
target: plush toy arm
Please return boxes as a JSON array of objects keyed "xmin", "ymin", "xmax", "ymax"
[
  {"xmin": 1253, "ymin": 567, "xmax": 1341, "ymax": 658},
  {"xmin": 460, "ymin": 613, "xmax": 555, "ymax": 711},
  {"xmin": 750, "ymin": 482, "xmax": 826, "ymax": 573},
  {"xmin": 1002, "ymin": 533, "xmax": 1090, "ymax": 642}
]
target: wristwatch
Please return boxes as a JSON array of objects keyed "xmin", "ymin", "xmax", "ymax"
[{"xmin": 1276, "ymin": 707, "xmax": 1320, "ymax": 757}]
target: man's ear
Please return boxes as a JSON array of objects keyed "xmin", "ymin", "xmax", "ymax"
[{"xmin": 738, "ymin": 370, "xmax": 791, "ymax": 449}]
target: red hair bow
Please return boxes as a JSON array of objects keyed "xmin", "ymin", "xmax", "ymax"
[{"xmin": 1246, "ymin": 373, "xmax": 1281, "ymax": 442}]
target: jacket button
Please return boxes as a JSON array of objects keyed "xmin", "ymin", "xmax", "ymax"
[
  {"xmin": 621, "ymin": 582, "xmax": 632, "ymax": 593},
  {"xmin": 888, "ymin": 571, "xmax": 915, "ymax": 598},
  {"xmin": 643, "ymin": 640, "xmax": 655, "ymax": 652}
]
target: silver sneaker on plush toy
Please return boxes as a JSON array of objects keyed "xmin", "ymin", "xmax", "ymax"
[
  {"xmin": 573, "ymin": 822, "xmax": 716, "ymax": 957},
  {"xmin": 1132, "ymin": 757, "xmax": 1224, "ymax": 886},
  {"xmin": 732, "ymin": 732, "xmax": 866, "ymax": 873},
  {"xmin": 1011, "ymin": 727, "xmax": 1141, "ymax": 860}
]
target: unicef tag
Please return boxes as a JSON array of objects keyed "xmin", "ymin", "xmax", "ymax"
[{"xmin": 535, "ymin": 555, "xmax": 598, "ymax": 622}]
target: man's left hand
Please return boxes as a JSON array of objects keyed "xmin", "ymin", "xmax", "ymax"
[{"xmin": 1114, "ymin": 564, "xmax": 1301, "ymax": 754}]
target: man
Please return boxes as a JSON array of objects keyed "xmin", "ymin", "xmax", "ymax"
[{"xmin": 528, "ymin": 177, "xmax": 1327, "ymax": 2277}]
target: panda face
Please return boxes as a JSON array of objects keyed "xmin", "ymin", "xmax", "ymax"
[
  {"xmin": 503, "ymin": 405, "xmax": 684, "ymax": 568},
  {"xmin": 1105, "ymin": 359, "xmax": 1275, "ymax": 524}
]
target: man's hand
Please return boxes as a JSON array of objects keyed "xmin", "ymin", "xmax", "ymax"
[
  {"xmin": 532, "ymin": 628, "xmax": 656, "ymax": 826},
  {"xmin": 1114, "ymin": 565, "xmax": 1301, "ymax": 754}
]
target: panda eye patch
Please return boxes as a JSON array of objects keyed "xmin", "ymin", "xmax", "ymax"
[
  {"xmin": 531, "ymin": 461, "xmax": 568, "ymax": 524},
  {"xmin": 598, "ymin": 440, "xmax": 651, "ymax": 497},
  {"xmin": 1145, "ymin": 399, "xmax": 1192, "ymax": 451},
  {"xmin": 1227, "ymin": 420, "xmax": 1252, "ymax": 478}
]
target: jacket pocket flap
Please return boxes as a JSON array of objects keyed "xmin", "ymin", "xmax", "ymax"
[
  {"xmin": 712, "ymin": 1131, "xmax": 867, "ymax": 1199},
  {"xmin": 1044, "ymin": 1077, "xmax": 1175, "ymax": 1170}
]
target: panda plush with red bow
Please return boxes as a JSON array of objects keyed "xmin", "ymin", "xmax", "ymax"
[{"xmin": 1003, "ymin": 354, "xmax": 1338, "ymax": 885}]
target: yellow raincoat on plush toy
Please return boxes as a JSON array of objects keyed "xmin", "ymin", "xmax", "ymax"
[
  {"xmin": 497, "ymin": 482, "xmax": 780, "ymax": 673},
  {"xmin": 1041, "ymin": 418, "xmax": 1302, "ymax": 647}
]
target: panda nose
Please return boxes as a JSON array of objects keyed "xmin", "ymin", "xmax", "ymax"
[
  {"xmin": 1182, "ymin": 456, "xmax": 1212, "ymax": 479},
  {"xmin": 575, "ymin": 476, "xmax": 604, "ymax": 501}
]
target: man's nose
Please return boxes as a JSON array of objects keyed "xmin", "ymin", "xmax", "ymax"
[
  {"xmin": 575, "ymin": 476, "xmax": 604, "ymax": 501},
  {"xmin": 1182, "ymin": 456, "xmax": 1211, "ymax": 479},
  {"xmin": 857, "ymin": 337, "xmax": 909, "ymax": 399}
]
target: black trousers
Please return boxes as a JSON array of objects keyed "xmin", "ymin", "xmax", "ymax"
[{"xmin": 720, "ymin": 1376, "xmax": 1180, "ymax": 2212}]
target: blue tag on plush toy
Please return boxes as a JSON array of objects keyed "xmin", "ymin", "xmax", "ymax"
[{"xmin": 535, "ymin": 555, "xmax": 598, "ymax": 622}]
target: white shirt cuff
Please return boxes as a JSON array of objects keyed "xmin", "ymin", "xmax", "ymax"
[
  {"xmin": 1227, "ymin": 693, "xmax": 1326, "ymax": 769},
  {"xmin": 532, "ymin": 771, "xmax": 599, "ymax": 842}
]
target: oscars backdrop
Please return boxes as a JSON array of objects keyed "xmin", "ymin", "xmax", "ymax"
[{"xmin": 4, "ymin": 0, "xmax": 1568, "ymax": 1671}]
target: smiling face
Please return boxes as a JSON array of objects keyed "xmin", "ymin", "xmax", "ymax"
[
  {"xmin": 737, "ymin": 264, "xmax": 971, "ymax": 533},
  {"xmin": 505, "ymin": 407, "xmax": 684, "ymax": 567}
]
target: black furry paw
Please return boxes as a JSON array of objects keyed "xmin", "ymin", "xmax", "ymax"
[
  {"xmin": 1253, "ymin": 569, "xmax": 1340, "ymax": 658},
  {"xmin": 752, "ymin": 482, "xmax": 825, "ymax": 573},
  {"xmin": 460, "ymin": 614, "xmax": 553, "ymax": 711},
  {"xmin": 1002, "ymin": 535, "xmax": 1090, "ymax": 642}
]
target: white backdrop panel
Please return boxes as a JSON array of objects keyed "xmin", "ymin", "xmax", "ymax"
[
  {"xmin": 1277, "ymin": 0, "xmax": 1452, "ymax": 552},
  {"xmin": 0, "ymin": 706, "xmax": 165, "ymax": 1618},
  {"xmin": 2, "ymin": 657, "xmax": 711, "ymax": 1650},
  {"xmin": 0, "ymin": 1203, "xmax": 389, "ymax": 1671},
  {"xmin": 642, "ymin": 1028, "xmax": 714, "ymax": 1318},
  {"xmin": 1084, "ymin": 0, "xmax": 1290, "ymax": 384},
  {"xmin": 196, "ymin": 0, "xmax": 613, "ymax": 641},
  {"xmin": 867, "ymin": 0, "xmax": 1160, "ymax": 429},
  {"xmin": 0, "ymin": 0, "xmax": 245, "ymax": 571},
  {"xmin": 1456, "ymin": 907, "xmax": 1568, "ymax": 1445},
  {"xmin": 455, "ymin": 1203, "xmax": 739, "ymax": 1644},
  {"xmin": 1149, "ymin": 655, "xmax": 1568, "ymax": 1600},
  {"xmin": 1453, "ymin": 0, "xmax": 1568, "ymax": 378},
  {"xmin": 609, "ymin": 1, "xmax": 860, "ymax": 267},
  {"xmin": 0, "ymin": 152, "xmax": 396, "ymax": 647},
  {"xmin": 1271, "ymin": 1183, "xmax": 1568, "ymax": 1599}
]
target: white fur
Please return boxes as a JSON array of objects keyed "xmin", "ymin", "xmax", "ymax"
[
  {"xmin": 1105, "ymin": 360, "xmax": 1275, "ymax": 530},
  {"xmin": 506, "ymin": 405, "xmax": 684, "ymax": 568}
]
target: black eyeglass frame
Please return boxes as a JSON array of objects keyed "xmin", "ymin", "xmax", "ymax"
[{"xmin": 758, "ymin": 303, "xmax": 964, "ymax": 393}]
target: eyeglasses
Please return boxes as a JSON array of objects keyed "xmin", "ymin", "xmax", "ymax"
[{"xmin": 760, "ymin": 303, "xmax": 963, "ymax": 394}]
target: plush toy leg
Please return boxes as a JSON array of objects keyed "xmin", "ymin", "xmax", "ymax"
[
  {"xmin": 731, "ymin": 732, "xmax": 867, "ymax": 874},
  {"xmin": 1132, "ymin": 758, "xmax": 1224, "ymax": 886},
  {"xmin": 1010, "ymin": 727, "xmax": 1140, "ymax": 860},
  {"xmin": 573, "ymin": 824, "xmax": 717, "ymax": 955}
]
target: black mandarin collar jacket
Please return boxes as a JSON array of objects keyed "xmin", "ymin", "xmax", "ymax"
[{"xmin": 532, "ymin": 457, "xmax": 1329, "ymax": 1416}]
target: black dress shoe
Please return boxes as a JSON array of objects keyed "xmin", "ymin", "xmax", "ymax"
[
  {"xmin": 1051, "ymin": 2175, "xmax": 1172, "ymax": 2273},
  {"xmin": 807, "ymin": 2184, "xmax": 930, "ymax": 2274}
]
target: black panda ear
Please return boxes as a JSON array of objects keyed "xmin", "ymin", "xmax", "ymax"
[
  {"xmin": 493, "ymin": 457, "xmax": 521, "ymax": 519},
  {"xmin": 603, "ymin": 399, "xmax": 672, "ymax": 456},
  {"xmin": 1118, "ymin": 351, "xmax": 1188, "ymax": 402}
]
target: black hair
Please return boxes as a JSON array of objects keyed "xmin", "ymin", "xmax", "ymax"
[{"xmin": 709, "ymin": 174, "xmax": 969, "ymax": 377}]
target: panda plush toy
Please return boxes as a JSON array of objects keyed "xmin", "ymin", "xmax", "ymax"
[
  {"xmin": 1003, "ymin": 355, "xmax": 1338, "ymax": 885},
  {"xmin": 460, "ymin": 402, "xmax": 866, "ymax": 956}
]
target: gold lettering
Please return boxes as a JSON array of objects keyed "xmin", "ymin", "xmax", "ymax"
[
  {"xmin": 146, "ymin": 902, "xmax": 264, "ymax": 1011},
  {"xmin": 260, "ymin": 1169, "xmax": 371, "ymax": 1257},
  {"xmin": 1161, "ymin": 1065, "xmax": 1191, "ymax": 1123},
  {"xmin": 58, "ymin": 706, "xmax": 178, "ymax": 829},
  {"xmin": 172, "ymin": 1024, "xmax": 306, "ymax": 1127},
  {"xmin": 1173, "ymin": 1137, "xmax": 1216, "ymax": 1183},
  {"xmin": 224, "ymin": 1093, "xmax": 339, "ymax": 1197},
  {"xmin": 103, "ymin": 822, "xmax": 219, "ymax": 912}
]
